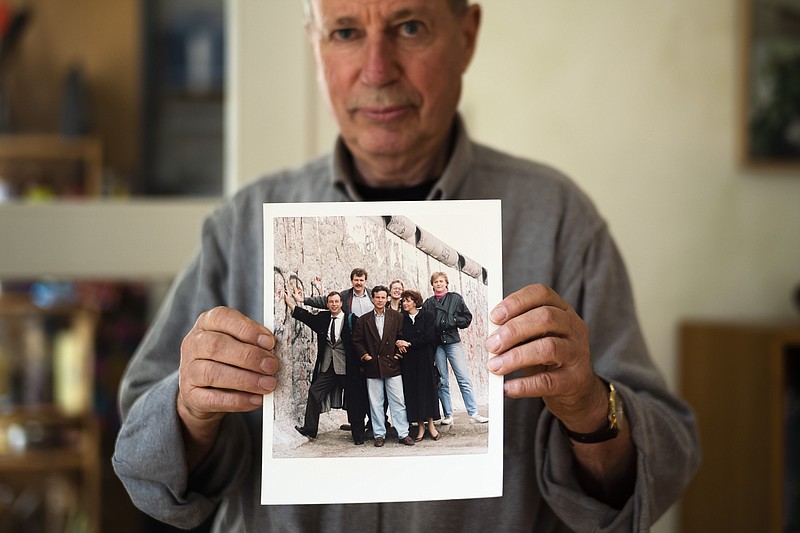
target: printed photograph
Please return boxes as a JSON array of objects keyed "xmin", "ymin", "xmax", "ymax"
[{"xmin": 262, "ymin": 200, "xmax": 503, "ymax": 505}]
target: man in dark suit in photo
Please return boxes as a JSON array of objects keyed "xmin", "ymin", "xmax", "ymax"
[
  {"xmin": 284, "ymin": 288, "xmax": 368, "ymax": 445},
  {"xmin": 295, "ymin": 267, "xmax": 379, "ymax": 434},
  {"xmin": 352, "ymin": 285, "xmax": 415, "ymax": 447}
]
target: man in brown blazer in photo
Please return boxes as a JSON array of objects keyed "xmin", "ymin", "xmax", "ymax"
[{"xmin": 353, "ymin": 285, "xmax": 415, "ymax": 447}]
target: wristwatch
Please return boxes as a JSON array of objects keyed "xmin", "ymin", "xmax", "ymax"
[{"xmin": 560, "ymin": 381, "xmax": 623, "ymax": 444}]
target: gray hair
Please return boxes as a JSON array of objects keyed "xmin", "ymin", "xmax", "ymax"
[{"xmin": 302, "ymin": 0, "xmax": 469, "ymax": 23}]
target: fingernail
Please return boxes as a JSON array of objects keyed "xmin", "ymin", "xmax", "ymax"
[
  {"xmin": 490, "ymin": 305, "xmax": 507, "ymax": 323},
  {"xmin": 250, "ymin": 394, "xmax": 264, "ymax": 405},
  {"xmin": 259, "ymin": 376, "xmax": 274, "ymax": 392},
  {"xmin": 487, "ymin": 356, "xmax": 502, "ymax": 373},
  {"xmin": 260, "ymin": 357, "xmax": 275, "ymax": 373},
  {"xmin": 257, "ymin": 334, "xmax": 273, "ymax": 350},
  {"xmin": 485, "ymin": 333, "xmax": 501, "ymax": 353}
]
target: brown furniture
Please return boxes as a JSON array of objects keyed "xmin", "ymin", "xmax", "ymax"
[
  {"xmin": 679, "ymin": 321, "xmax": 800, "ymax": 533},
  {"xmin": 0, "ymin": 135, "xmax": 103, "ymax": 197},
  {"xmin": 0, "ymin": 294, "xmax": 100, "ymax": 532}
]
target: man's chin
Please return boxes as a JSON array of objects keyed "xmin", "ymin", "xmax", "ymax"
[
  {"xmin": 355, "ymin": 135, "xmax": 408, "ymax": 153},
  {"xmin": 344, "ymin": 122, "xmax": 414, "ymax": 150}
]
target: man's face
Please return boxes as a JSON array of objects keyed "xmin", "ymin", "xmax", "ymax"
[
  {"xmin": 351, "ymin": 274, "xmax": 367, "ymax": 294},
  {"xmin": 372, "ymin": 290, "xmax": 388, "ymax": 311},
  {"xmin": 327, "ymin": 294, "xmax": 342, "ymax": 315},
  {"xmin": 307, "ymin": 0, "xmax": 480, "ymax": 182}
]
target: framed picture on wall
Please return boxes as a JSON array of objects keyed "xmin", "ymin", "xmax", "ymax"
[{"xmin": 740, "ymin": 0, "xmax": 800, "ymax": 168}]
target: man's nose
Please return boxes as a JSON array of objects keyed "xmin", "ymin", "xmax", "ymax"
[{"xmin": 360, "ymin": 34, "xmax": 399, "ymax": 87}]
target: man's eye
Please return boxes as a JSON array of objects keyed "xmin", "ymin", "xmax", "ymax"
[
  {"xmin": 399, "ymin": 21, "xmax": 421, "ymax": 37},
  {"xmin": 333, "ymin": 28, "xmax": 356, "ymax": 41}
]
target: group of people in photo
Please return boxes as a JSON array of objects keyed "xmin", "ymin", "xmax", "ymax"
[{"xmin": 283, "ymin": 268, "xmax": 488, "ymax": 448}]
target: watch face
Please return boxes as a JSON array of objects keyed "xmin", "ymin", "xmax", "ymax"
[
  {"xmin": 608, "ymin": 383, "xmax": 623, "ymax": 430},
  {"xmin": 613, "ymin": 392, "xmax": 623, "ymax": 430}
]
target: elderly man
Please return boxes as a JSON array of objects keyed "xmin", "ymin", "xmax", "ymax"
[{"xmin": 114, "ymin": 1, "xmax": 700, "ymax": 532}]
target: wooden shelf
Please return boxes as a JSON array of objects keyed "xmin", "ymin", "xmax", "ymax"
[
  {"xmin": 0, "ymin": 134, "xmax": 103, "ymax": 196},
  {"xmin": 0, "ymin": 413, "xmax": 98, "ymax": 470},
  {"xmin": 0, "ymin": 297, "xmax": 100, "ymax": 532},
  {"xmin": 0, "ymin": 449, "xmax": 87, "ymax": 470}
]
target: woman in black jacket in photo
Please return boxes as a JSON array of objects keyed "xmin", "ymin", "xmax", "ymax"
[{"xmin": 396, "ymin": 289, "xmax": 441, "ymax": 441}]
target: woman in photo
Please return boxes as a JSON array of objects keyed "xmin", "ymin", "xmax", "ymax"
[
  {"xmin": 396, "ymin": 289, "xmax": 441, "ymax": 442},
  {"xmin": 388, "ymin": 279, "xmax": 404, "ymax": 312}
]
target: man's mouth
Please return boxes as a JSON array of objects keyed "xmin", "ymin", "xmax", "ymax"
[{"xmin": 358, "ymin": 105, "xmax": 410, "ymax": 122}]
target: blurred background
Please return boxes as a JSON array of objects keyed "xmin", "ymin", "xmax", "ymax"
[{"xmin": 0, "ymin": 1, "xmax": 798, "ymax": 532}]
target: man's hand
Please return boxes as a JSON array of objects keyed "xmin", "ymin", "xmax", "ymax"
[
  {"xmin": 291, "ymin": 285, "xmax": 304, "ymax": 304},
  {"xmin": 283, "ymin": 289, "xmax": 296, "ymax": 310},
  {"xmin": 178, "ymin": 306, "xmax": 278, "ymax": 469},
  {"xmin": 484, "ymin": 284, "xmax": 606, "ymax": 432},
  {"xmin": 485, "ymin": 284, "xmax": 636, "ymax": 506}
]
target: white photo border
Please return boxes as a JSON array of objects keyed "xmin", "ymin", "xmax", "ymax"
[{"xmin": 262, "ymin": 200, "xmax": 503, "ymax": 505}]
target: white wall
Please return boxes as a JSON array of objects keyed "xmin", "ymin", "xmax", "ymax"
[
  {"xmin": 0, "ymin": 199, "xmax": 217, "ymax": 280},
  {"xmin": 232, "ymin": 2, "xmax": 800, "ymax": 531},
  {"xmin": 225, "ymin": 0, "xmax": 320, "ymax": 189}
]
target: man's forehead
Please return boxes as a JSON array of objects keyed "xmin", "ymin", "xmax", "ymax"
[{"xmin": 312, "ymin": 0, "xmax": 444, "ymax": 22}]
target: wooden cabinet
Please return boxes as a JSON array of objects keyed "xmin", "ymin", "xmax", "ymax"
[
  {"xmin": 678, "ymin": 321, "xmax": 800, "ymax": 533},
  {"xmin": 0, "ymin": 294, "xmax": 99, "ymax": 532}
]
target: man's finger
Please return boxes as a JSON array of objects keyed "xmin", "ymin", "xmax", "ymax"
[
  {"xmin": 502, "ymin": 370, "xmax": 560, "ymax": 399},
  {"xmin": 485, "ymin": 305, "xmax": 572, "ymax": 355},
  {"xmin": 194, "ymin": 306, "xmax": 275, "ymax": 350},
  {"xmin": 183, "ymin": 385, "xmax": 265, "ymax": 414},
  {"xmin": 490, "ymin": 284, "xmax": 570, "ymax": 325},
  {"xmin": 182, "ymin": 329, "xmax": 279, "ymax": 375},
  {"xmin": 188, "ymin": 358, "xmax": 275, "ymax": 395},
  {"xmin": 487, "ymin": 336, "xmax": 571, "ymax": 375}
]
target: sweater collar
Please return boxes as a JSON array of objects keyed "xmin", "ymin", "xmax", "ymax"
[{"xmin": 331, "ymin": 114, "xmax": 473, "ymax": 202}]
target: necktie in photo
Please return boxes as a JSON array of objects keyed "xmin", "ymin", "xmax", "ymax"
[{"xmin": 329, "ymin": 316, "xmax": 336, "ymax": 344}]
